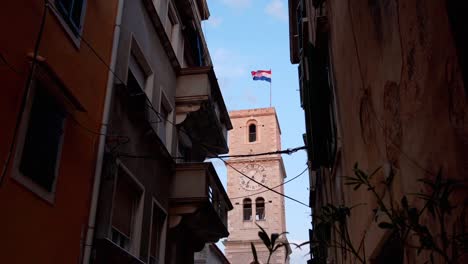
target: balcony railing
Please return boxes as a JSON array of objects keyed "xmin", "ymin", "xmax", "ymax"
[
  {"xmin": 170, "ymin": 162, "xmax": 232, "ymax": 241},
  {"xmin": 175, "ymin": 67, "xmax": 232, "ymax": 160}
]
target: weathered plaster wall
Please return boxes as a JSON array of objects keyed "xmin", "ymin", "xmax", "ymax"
[{"xmin": 326, "ymin": 0, "xmax": 467, "ymax": 262}]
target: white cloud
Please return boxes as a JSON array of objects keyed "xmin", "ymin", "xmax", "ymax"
[
  {"xmin": 212, "ymin": 48, "xmax": 248, "ymax": 80},
  {"xmin": 221, "ymin": 0, "xmax": 252, "ymax": 9},
  {"xmin": 265, "ymin": 0, "xmax": 288, "ymax": 21},
  {"xmin": 205, "ymin": 16, "xmax": 223, "ymax": 28}
]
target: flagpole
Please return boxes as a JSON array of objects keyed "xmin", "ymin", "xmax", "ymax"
[{"xmin": 269, "ymin": 68, "xmax": 272, "ymax": 107}]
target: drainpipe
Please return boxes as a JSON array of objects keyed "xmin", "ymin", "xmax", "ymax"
[{"xmin": 82, "ymin": 0, "xmax": 124, "ymax": 263}]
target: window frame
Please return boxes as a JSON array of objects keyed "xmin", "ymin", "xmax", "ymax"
[
  {"xmin": 158, "ymin": 88, "xmax": 174, "ymax": 152},
  {"xmin": 243, "ymin": 198, "xmax": 253, "ymax": 221},
  {"xmin": 110, "ymin": 161, "xmax": 145, "ymax": 255},
  {"xmin": 246, "ymin": 120, "xmax": 259, "ymax": 144},
  {"xmin": 51, "ymin": 0, "xmax": 88, "ymax": 48},
  {"xmin": 166, "ymin": 1, "xmax": 180, "ymax": 46},
  {"xmin": 12, "ymin": 80, "xmax": 67, "ymax": 204},
  {"xmin": 128, "ymin": 36, "xmax": 154, "ymax": 102},
  {"xmin": 148, "ymin": 198, "xmax": 168, "ymax": 264},
  {"xmin": 255, "ymin": 197, "xmax": 266, "ymax": 221}
]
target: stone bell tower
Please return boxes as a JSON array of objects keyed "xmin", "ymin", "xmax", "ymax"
[{"xmin": 224, "ymin": 108, "xmax": 290, "ymax": 264}]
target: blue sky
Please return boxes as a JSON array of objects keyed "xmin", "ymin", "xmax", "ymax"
[{"xmin": 203, "ymin": 0, "xmax": 310, "ymax": 262}]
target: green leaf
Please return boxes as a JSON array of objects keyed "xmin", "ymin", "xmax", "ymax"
[
  {"xmin": 378, "ymin": 222, "xmax": 394, "ymax": 229},
  {"xmin": 250, "ymin": 242, "xmax": 259, "ymax": 264},
  {"xmin": 271, "ymin": 233, "xmax": 279, "ymax": 248},
  {"xmin": 258, "ymin": 230, "xmax": 271, "ymax": 251}
]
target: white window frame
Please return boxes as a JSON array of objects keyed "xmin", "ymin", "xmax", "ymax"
[
  {"xmin": 110, "ymin": 160, "xmax": 145, "ymax": 256},
  {"xmin": 147, "ymin": 198, "xmax": 168, "ymax": 264},
  {"xmin": 128, "ymin": 36, "xmax": 154, "ymax": 102},
  {"xmin": 158, "ymin": 88, "xmax": 174, "ymax": 153},
  {"xmin": 49, "ymin": 0, "xmax": 88, "ymax": 48},
  {"xmin": 12, "ymin": 80, "xmax": 66, "ymax": 204},
  {"xmin": 166, "ymin": 1, "xmax": 182, "ymax": 54}
]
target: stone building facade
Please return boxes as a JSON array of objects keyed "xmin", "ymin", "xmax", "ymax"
[
  {"xmin": 224, "ymin": 108, "xmax": 290, "ymax": 264},
  {"xmin": 289, "ymin": 0, "xmax": 467, "ymax": 263}
]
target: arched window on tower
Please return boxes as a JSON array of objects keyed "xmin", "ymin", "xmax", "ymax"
[
  {"xmin": 256, "ymin": 197, "xmax": 265, "ymax": 220},
  {"xmin": 243, "ymin": 198, "xmax": 252, "ymax": 221},
  {"xmin": 249, "ymin": 124, "xmax": 257, "ymax": 142}
]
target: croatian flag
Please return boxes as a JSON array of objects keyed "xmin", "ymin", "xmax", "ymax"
[{"xmin": 251, "ymin": 70, "xmax": 272, "ymax": 83}]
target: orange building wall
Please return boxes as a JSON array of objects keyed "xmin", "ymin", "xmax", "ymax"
[{"xmin": 0, "ymin": 0, "xmax": 118, "ymax": 263}]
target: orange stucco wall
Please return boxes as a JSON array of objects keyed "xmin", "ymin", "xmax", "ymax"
[{"xmin": 0, "ymin": 0, "xmax": 118, "ymax": 263}]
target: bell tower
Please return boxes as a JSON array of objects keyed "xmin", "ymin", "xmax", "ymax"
[{"xmin": 224, "ymin": 108, "xmax": 290, "ymax": 264}]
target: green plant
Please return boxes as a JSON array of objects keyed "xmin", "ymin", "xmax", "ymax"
[
  {"xmin": 307, "ymin": 164, "xmax": 467, "ymax": 264},
  {"xmin": 250, "ymin": 223, "xmax": 291, "ymax": 264}
]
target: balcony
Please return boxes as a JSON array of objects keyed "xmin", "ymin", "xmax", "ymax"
[
  {"xmin": 169, "ymin": 162, "xmax": 233, "ymax": 243},
  {"xmin": 93, "ymin": 238, "xmax": 144, "ymax": 264},
  {"xmin": 175, "ymin": 67, "xmax": 232, "ymax": 160}
]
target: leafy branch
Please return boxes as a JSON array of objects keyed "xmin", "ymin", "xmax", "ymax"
[
  {"xmin": 308, "ymin": 163, "xmax": 467, "ymax": 264},
  {"xmin": 250, "ymin": 223, "xmax": 292, "ymax": 264}
]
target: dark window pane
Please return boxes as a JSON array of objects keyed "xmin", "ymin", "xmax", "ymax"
[
  {"xmin": 248, "ymin": 124, "xmax": 256, "ymax": 142},
  {"xmin": 112, "ymin": 171, "xmax": 139, "ymax": 238},
  {"xmin": 56, "ymin": 0, "xmax": 72, "ymax": 15},
  {"xmin": 256, "ymin": 198, "xmax": 265, "ymax": 220},
  {"xmin": 55, "ymin": 0, "xmax": 84, "ymax": 34},
  {"xmin": 150, "ymin": 206, "xmax": 166, "ymax": 261},
  {"xmin": 71, "ymin": 0, "xmax": 84, "ymax": 27},
  {"xmin": 20, "ymin": 86, "xmax": 66, "ymax": 192},
  {"xmin": 243, "ymin": 198, "xmax": 252, "ymax": 221}
]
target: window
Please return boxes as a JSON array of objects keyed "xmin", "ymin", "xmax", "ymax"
[
  {"xmin": 55, "ymin": 0, "xmax": 86, "ymax": 35},
  {"xmin": 149, "ymin": 203, "xmax": 167, "ymax": 264},
  {"xmin": 248, "ymin": 124, "xmax": 257, "ymax": 142},
  {"xmin": 159, "ymin": 90, "xmax": 173, "ymax": 151},
  {"xmin": 111, "ymin": 168, "xmax": 142, "ymax": 251},
  {"xmin": 255, "ymin": 197, "xmax": 265, "ymax": 221},
  {"xmin": 19, "ymin": 84, "xmax": 66, "ymax": 192},
  {"xmin": 166, "ymin": 3, "xmax": 179, "ymax": 43},
  {"xmin": 159, "ymin": 103, "xmax": 169, "ymax": 144},
  {"xmin": 243, "ymin": 198, "xmax": 252, "ymax": 221}
]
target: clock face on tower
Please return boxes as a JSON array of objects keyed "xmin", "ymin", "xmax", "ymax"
[{"xmin": 239, "ymin": 163, "xmax": 267, "ymax": 191}]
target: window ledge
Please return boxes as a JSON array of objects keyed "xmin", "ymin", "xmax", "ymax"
[{"xmin": 12, "ymin": 171, "xmax": 56, "ymax": 205}]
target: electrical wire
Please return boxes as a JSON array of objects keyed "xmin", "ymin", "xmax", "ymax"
[
  {"xmin": 219, "ymin": 157, "xmax": 310, "ymax": 207},
  {"xmin": 0, "ymin": 0, "xmax": 49, "ymax": 187},
  {"xmin": 213, "ymin": 146, "xmax": 306, "ymax": 159},
  {"xmin": 229, "ymin": 166, "xmax": 309, "ymax": 200},
  {"xmin": 0, "ymin": 53, "xmax": 22, "ymax": 75},
  {"xmin": 4, "ymin": 2, "xmax": 312, "ymax": 208}
]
